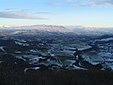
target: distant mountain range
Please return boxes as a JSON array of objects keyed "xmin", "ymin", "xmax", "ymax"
[{"xmin": 0, "ymin": 25, "xmax": 113, "ymax": 35}]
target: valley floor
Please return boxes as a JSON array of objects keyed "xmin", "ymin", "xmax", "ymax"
[{"xmin": 0, "ymin": 29, "xmax": 113, "ymax": 85}]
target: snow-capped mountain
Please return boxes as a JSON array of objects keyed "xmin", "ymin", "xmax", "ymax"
[
  {"xmin": 0, "ymin": 25, "xmax": 113, "ymax": 35},
  {"xmin": 66, "ymin": 26, "xmax": 113, "ymax": 35},
  {"xmin": 0, "ymin": 25, "xmax": 71, "ymax": 32}
]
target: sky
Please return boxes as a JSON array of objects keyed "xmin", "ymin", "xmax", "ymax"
[{"xmin": 0, "ymin": 0, "xmax": 113, "ymax": 27}]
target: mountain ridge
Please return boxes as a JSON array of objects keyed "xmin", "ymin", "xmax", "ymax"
[{"xmin": 0, "ymin": 25, "xmax": 113, "ymax": 35}]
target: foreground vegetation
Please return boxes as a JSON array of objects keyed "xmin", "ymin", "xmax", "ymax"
[{"xmin": 0, "ymin": 69, "xmax": 113, "ymax": 85}]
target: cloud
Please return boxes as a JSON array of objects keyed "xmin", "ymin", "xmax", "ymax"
[
  {"xmin": 93, "ymin": 0, "xmax": 113, "ymax": 7},
  {"xmin": 0, "ymin": 11, "xmax": 47, "ymax": 20},
  {"xmin": 80, "ymin": 0, "xmax": 113, "ymax": 7},
  {"xmin": 53, "ymin": 0, "xmax": 113, "ymax": 8},
  {"xmin": 34, "ymin": 11, "xmax": 52, "ymax": 15}
]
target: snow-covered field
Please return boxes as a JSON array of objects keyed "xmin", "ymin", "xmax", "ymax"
[{"xmin": 0, "ymin": 27, "xmax": 113, "ymax": 72}]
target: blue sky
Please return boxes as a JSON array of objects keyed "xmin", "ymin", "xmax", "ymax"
[{"xmin": 0, "ymin": 0, "xmax": 113, "ymax": 27}]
